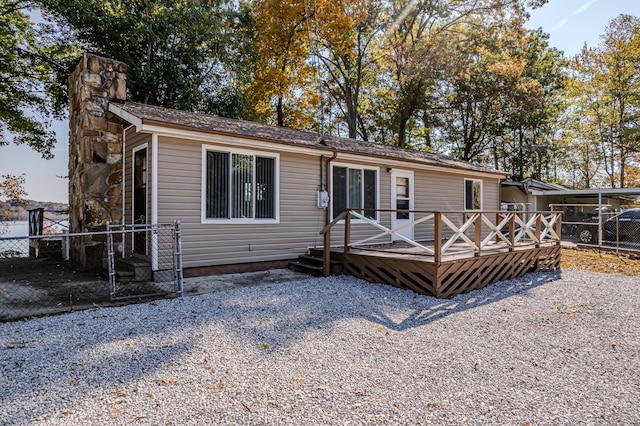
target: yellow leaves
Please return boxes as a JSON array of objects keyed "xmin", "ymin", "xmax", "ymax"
[{"xmin": 561, "ymin": 248, "xmax": 640, "ymax": 276}]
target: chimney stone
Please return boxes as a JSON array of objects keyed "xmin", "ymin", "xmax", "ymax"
[{"xmin": 68, "ymin": 53, "xmax": 127, "ymax": 271}]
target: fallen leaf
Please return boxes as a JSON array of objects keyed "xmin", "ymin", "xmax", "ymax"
[
  {"xmin": 426, "ymin": 402, "xmax": 440, "ymax": 408},
  {"xmin": 70, "ymin": 380, "xmax": 79, "ymax": 386},
  {"xmin": 242, "ymin": 403, "xmax": 251, "ymax": 412},
  {"xmin": 203, "ymin": 357, "xmax": 208, "ymax": 363}
]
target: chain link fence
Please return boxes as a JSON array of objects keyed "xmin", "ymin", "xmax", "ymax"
[
  {"xmin": 0, "ymin": 222, "xmax": 183, "ymax": 322},
  {"xmin": 551, "ymin": 204, "xmax": 640, "ymax": 251}
]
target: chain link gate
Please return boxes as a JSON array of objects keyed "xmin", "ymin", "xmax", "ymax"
[{"xmin": 106, "ymin": 221, "xmax": 183, "ymax": 300}]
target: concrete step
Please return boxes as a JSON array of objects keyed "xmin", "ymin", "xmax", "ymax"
[{"xmin": 115, "ymin": 256, "xmax": 152, "ymax": 282}]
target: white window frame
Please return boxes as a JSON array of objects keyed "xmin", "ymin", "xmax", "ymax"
[
  {"xmin": 201, "ymin": 145, "xmax": 280, "ymax": 224},
  {"xmin": 464, "ymin": 178, "xmax": 483, "ymax": 211},
  {"xmin": 330, "ymin": 162, "xmax": 380, "ymax": 222}
]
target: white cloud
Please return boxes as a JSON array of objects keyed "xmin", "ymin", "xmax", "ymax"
[
  {"xmin": 574, "ymin": 0, "xmax": 600, "ymax": 15},
  {"xmin": 551, "ymin": 17, "xmax": 569, "ymax": 32},
  {"xmin": 549, "ymin": 0, "xmax": 600, "ymax": 33}
]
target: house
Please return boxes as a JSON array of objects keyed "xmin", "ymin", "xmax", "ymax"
[{"xmin": 67, "ymin": 53, "xmax": 511, "ymax": 274}]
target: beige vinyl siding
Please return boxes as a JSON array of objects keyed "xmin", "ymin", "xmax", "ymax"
[
  {"xmin": 409, "ymin": 170, "xmax": 501, "ymax": 242},
  {"xmin": 156, "ymin": 136, "xmax": 328, "ymax": 268},
  {"xmin": 144, "ymin": 132, "xmax": 504, "ymax": 268}
]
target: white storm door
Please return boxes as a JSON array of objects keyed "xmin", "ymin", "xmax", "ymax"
[{"xmin": 391, "ymin": 170, "xmax": 414, "ymax": 241}]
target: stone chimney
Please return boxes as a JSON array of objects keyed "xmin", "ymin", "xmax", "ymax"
[{"xmin": 68, "ymin": 53, "xmax": 127, "ymax": 270}]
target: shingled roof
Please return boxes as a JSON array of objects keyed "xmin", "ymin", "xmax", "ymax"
[{"xmin": 109, "ymin": 101, "xmax": 508, "ymax": 177}]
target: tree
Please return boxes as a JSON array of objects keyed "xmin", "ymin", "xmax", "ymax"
[
  {"xmin": 247, "ymin": 0, "xmax": 319, "ymax": 128},
  {"xmin": 0, "ymin": 0, "xmax": 72, "ymax": 159},
  {"xmin": 383, "ymin": 0, "xmax": 491, "ymax": 149},
  {"xmin": 314, "ymin": 0, "xmax": 384, "ymax": 140},
  {"xmin": 498, "ymin": 29, "xmax": 567, "ymax": 180},
  {"xmin": 570, "ymin": 15, "xmax": 640, "ymax": 188},
  {"xmin": 0, "ymin": 174, "xmax": 27, "ymax": 233},
  {"xmin": 40, "ymin": 0, "xmax": 252, "ymax": 116}
]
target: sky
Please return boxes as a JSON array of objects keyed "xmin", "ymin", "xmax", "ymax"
[{"xmin": 1, "ymin": 0, "xmax": 640, "ymax": 204}]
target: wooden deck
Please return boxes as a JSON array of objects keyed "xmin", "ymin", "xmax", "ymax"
[{"xmin": 320, "ymin": 209, "xmax": 562, "ymax": 298}]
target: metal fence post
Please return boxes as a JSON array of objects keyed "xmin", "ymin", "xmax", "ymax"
[
  {"xmin": 106, "ymin": 222, "xmax": 116, "ymax": 299},
  {"xmin": 173, "ymin": 220, "xmax": 184, "ymax": 297}
]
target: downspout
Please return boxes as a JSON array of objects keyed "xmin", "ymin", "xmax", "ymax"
[
  {"xmin": 324, "ymin": 148, "xmax": 338, "ymax": 226},
  {"xmin": 323, "ymin": 148, "xmax": 338, "ymax": 277}
]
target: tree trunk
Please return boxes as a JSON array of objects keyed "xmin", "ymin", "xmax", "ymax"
[{"xmin": 277, "ymin": 96, "xmax": 284, "ymax": 127}]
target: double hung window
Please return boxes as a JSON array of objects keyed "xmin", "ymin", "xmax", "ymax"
[
  {"xmin": 204, "ymin": 147, "xmax": 278, "ymax": 222},
  {"xmin": 332, "ymin": 165, "xmax": 378, "ymax": 220}
]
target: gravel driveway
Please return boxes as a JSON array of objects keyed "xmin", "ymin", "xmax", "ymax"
[{"xmin": 1, "ymin": 269, "xmax": 638, "ymax": 425}]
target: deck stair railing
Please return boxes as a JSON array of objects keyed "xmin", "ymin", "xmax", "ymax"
[
  {"xmin": 27, "ymin": 207, "xmax": 69, "ymax": 236},
  {"xmin": 320, "ymin": 209, "xmax": 562, "ymax": 276}
]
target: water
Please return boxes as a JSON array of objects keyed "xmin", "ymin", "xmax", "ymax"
[
  {"xmin": 1, "ymin": 221, "xmax": 29, "ymax": 258},
  {"xmin": 3, "ymin": 221, "xmax": 29, "ymax": 238}
]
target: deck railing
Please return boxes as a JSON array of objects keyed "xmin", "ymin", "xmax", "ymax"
[{"xmin": 320, "ymin": 209, "xmax": 562, "ymax": 276}]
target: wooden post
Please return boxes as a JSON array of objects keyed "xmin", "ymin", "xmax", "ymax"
[
  {"xmin": 509, "ymin": 213, "xmax": 515, "ymax": 252},
  {"xmin": 555, "ymin": 213, "xmax": 562, "ymax": 246},
  {"xmin": 344, "ymin": 210, "xmax": 351, "ymax": 254},
  {"xmin": 28, "ymin": 208, "xmax": 44, "ymax": 236},
  {"xmin": 474, "ymin": 213, "xmax": 482, "ymax": 257},
  {"xmin": 434, "ymin": 212, "xmax": 442, "ymax": 264},
  {"xmin": 323, "ymin": 229, "xmax": 331, "ymax": 277},
  {"xmin": 535, "ymin": 213, "xmax": 541, "ymax": 248}
]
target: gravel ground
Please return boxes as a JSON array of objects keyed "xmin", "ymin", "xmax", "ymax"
[{"xmin": 1, "ymin": 269, "xmax": 638, "ymax": 425}]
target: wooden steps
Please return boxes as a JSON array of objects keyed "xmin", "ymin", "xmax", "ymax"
[{"xmin": 289, "ymin": 250, "xmax": 343, "ymax": 276}]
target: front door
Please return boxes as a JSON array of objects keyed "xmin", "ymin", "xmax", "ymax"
[
  {"xmin": 391, "ymin": 170, "xmax": 414, "ymax": 241},
  {"xmin": 133, "ymin": 147, "xmax": 147, "ymax": 254}
]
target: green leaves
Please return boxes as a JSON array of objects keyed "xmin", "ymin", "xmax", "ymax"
[{"xmin": 0, "ymin": 0, "xmax": 71, "ymax": 159}]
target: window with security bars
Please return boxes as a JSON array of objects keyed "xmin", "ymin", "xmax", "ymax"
[
  {"xmin": 332, "ymin": 165, "xmax": 377, "ymax": 220},
  {"xmin": 205, "ymin": 150, "xmax": 276, "ymax": 220}
]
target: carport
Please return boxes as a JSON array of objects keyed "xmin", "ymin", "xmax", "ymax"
[{"xmin": 501, "ymin": 179, "xmax": 640, "ymax": 248}]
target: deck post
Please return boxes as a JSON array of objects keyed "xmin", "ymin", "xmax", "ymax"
[
  {"xmin": 555, "ymin": 213, "xmax": 562, "ymax": 246},
  {"xmin": 323, "ymin": 228, "xmax": 331, "ymax": 277},
  {"xmin": 474, "ymin": 213, "xmax": 482, "ymax": 257},
  {"xmin": 535, "ymin": 213, "xmax": 541, "ymax": 248},
  {"xmin": 434, "ymin": 212, "xmax": 442, "ymax": 264},
  {"xmin": 509, "ymin": 213, "xmax": 515, "ymax": 252},
  {"xmin": 344, "ymin": 210, "xmax": 351, "ymax": 254}
]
